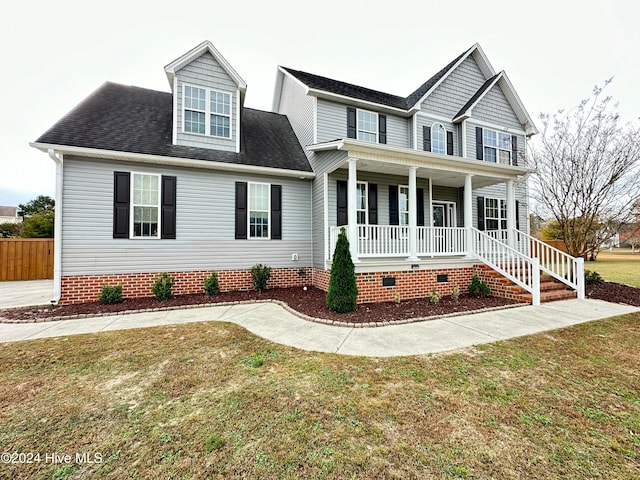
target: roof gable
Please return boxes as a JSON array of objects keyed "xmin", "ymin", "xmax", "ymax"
[{"xmin": 164, "ymin": 41, "xmax": 247, "ymax": 92}]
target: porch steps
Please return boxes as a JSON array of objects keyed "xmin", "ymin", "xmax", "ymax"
[{"xmin": 477, "ymin": 266, "xmax": 577, "ymax": 304}]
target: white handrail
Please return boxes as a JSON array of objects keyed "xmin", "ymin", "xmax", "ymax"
[
  {"xmin": 513, "ymin": 230, "xmax": 585, "ymax": 299},
  {"xmin": 472, "ymin": 227, "xmax": 540, "ymax": 306}
]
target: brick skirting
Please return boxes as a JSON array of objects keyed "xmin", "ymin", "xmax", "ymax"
[{"xmin": 60, "ymin": 267, "xmax": 312, "ymax": 304}]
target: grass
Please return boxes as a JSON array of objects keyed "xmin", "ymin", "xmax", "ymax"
[
  {"xmin": 589, "ymin": 248, "xmax": 640, "ymax": 287},
  {"xmin": 0, "ymin": 314, "xmax": 639, "ymax": 479}
]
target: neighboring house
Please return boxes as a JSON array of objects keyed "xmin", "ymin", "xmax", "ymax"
[
  {"xmin": 0, "ymin": 206, "xmax": 21, "ymax": 224},
  {"xmin": 32, "ymin": 41, "xmax": 584, "ymax": 306}
]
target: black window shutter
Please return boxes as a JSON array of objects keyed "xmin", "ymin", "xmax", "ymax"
[
  {"xmin": 446, "ymin": 131, "xmax": 454, "ymax": 155},
  {"xmin": 271, "ymin": 185, "xmax": 282, "ymax": 240},
  {"xmin": 511, "ymin": 135, "xmax": 518, "ymax": 166},
  {"xmin": 423, "ymin": 126, "xmax": 431, "ymax": 152},
  {"xmin": 477, "ymin": 196, "xmax": 485, "ymax": 231},
  {"xmin": 347, "ymin": 107, "xmax": 356, "ymax": 139},
  {"xmin": 161, "ymin": 176, "xmax": 177, "ymax": 239},
  {"xmin": 476, "ymin": 127, "xmax": 483, "ymax": 160},
  {"xmin": 389, "ymin": 185, "xmax": 399, "ymax": 225},
  {"xmin": 417, "ymin": 188, "xmax": 425, "ymax": 226},
  {"xmin": 368, "ymin": 183, "xmax": 378, "ymax": 224},
  {"xmin": 515, "ymin": 200, "xmax": 520, "ymax": 230},
  {"xmin": 378, "ymin": 114, "xmax": 387, "ymax": 144},
  {"xmin": 113, "ymin": 171, "xmax": 130, "ymax": 239},
  {"xmin": 235, "ymin": 182, "xmax": 247, "ymax": 239},
  {"xmin": 337, "ymin": 180, "xmax": 348, "ymax": 226}
]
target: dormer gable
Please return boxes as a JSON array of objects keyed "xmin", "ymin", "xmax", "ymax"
[{"xmin": 165, "ymin": 41, "xmax": 247, "ymax": 153}]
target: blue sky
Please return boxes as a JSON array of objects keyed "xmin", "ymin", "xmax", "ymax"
[{"xmin": 1, "ymin": 0, "xmax": 638, "ymax": 207}]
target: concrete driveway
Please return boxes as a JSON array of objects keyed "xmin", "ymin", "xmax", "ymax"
[{"xmin": 0, "ymin": 280, "xmax": 53, "ymax": 309}]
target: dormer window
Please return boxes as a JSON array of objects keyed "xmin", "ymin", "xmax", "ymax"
[{"xmin": 183, "ymin": 84, "xmax": 232, "ymax": 139}]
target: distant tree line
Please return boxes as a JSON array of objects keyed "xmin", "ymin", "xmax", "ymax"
[{"xmin": 0, "ymin": 195, "xmax": 55, "ymax": 238}]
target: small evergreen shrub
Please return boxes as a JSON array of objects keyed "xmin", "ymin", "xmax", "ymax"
[
  {"xmin": 451, "ymin": 285, "xmax": 461, "ymax": 302},
  {"xmin": 152, "ymin": 272, "xmax": 175, "ymax": 301},
  {"xmin": 204, "ymin": 271, "xmax": 220, "ymax": 296},
  {"xmin": 468, "ymin": 275, "xmax": 491, "ymax": 297},
  {"xmin": 326, "ymin": 228, "xmax": 358, "ymax": 313},
  {"xmin": 584, "ymin": 269, "xmax": 604, "ymax": 285},
  {"xmin": 251, "ymin": 264, "xmax": 271, "ymax": 292},
  {"xmin": 99, "ymin": 284, "xmax": 123, "ymax": 304},
  {"xmin": 429, "ymin": 290, "xmax": 441, "ymax": 305}
]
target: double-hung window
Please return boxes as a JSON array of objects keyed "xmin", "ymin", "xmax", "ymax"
[
  {"xmin": 183, "ymin": 85, "xmax": 232, "ymax": 139},
  {"xmin": 356, "ymin": 181, "xmax": 368, "ymax": 225},
  {"xmin": 483, "ymin": 129, "xmax": 511, "ymax": 165},
  {"xmin": 485, "ymin": 198, "xmax": 507, "ymax": 231},
  {"xmin": 132, "ymin": 173, "xmax": 160, "ymax": 238},
  {"xmin": 357, "ymin": 110, "xmax": 378, "ymax": 143},
  {"xmin": 431, "ymin": 123, "xmax": 446, "ymax": 154},
  {"xmin": 399, "ymin": 186, "xmax": 409, "ymax": 226},
  {"xmin": 249, "ymin": 182, "xmax": 270, "ymax": 238}
]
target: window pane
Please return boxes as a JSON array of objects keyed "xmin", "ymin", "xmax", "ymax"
[
  {"xmin": 185, "ymin": 110, "xmax": 205, "ymax": 134},
  {"xmin": 484, "ymin": 130, "xmax": 497, "ymax": 147},
  {"xmin": 499, "ymin": 150, "xmax": 511, "ymax": 165},
  {"xmin": 185, "ymin": 86, "xmax": 206, "ymax": 110},
  {"xmin": 210, "ymin": 114, "xmax": 230, "ymax": 137},
  {"xmin": 484, "ymin": 147, "xmax": 497, "ymax": 162},
  {"xmin": 357, "ymin": 131, "xmax": 377, "ymax": 142},
  {"xmin": 499, "ymin": 133, "xmax": 511, "ymax": 149},
  {"xmin": 211, "ymin": 91, "xmax": 231, "ymax": 116}
]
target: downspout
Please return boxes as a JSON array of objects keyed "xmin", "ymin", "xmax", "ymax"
[{"xmin": 48, "ymin": 148, "xmax": 63, "ymax": 304}]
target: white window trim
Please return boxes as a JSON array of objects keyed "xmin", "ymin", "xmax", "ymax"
[
  {"xmin": 248, "ymin": 181, "xmax": 271, "ymax": 240},
  {"xmin": 485, "ymin": 197, "xmax": 507, "ymax": 231},
  {"xmin": 130, "ymin": 172, "xmax": 161, "ymax": 239},
  {"xmin": 356, "ymin": 181, "xmax": 368, "ymax": 225},
  {"xmin": 483, "ymin": 128, "xmax": 511, "ymax": 165},
  {"xmin": 398, "ymin": 185, "xmax": 409, "ymax": 226},
  {"xmin": 432, "ymin": 201, "xmax": 457, "ymax": 227},
  {"xmin": 431, "ymin": 122, "xmax": 447, "ymax": 154},
  {"xmin": 182, "ymin": 83, "xmax": 233, "ymax": 139},
  {"xmin": 356, "ymin": 109, "xmax": 378, "ymax": 143}
]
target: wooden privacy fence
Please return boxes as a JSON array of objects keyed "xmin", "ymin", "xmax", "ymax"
[
  {"xmin": 542, "ymin": 240, "xmax": 569, "ymax": 254},
  {"xmin": 0, "ymin": 239, "xmax": 54, "ymax": 281}
]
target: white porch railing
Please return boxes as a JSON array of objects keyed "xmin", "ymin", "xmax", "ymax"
[
  {"xmin": 417, "ymin": 227, "xmax": 467, "ymax": 256},
  {"xmin": 513, "ymin": 230, "xmax": 585, "ymax": 299},
  {"xmin": 472, "ymin": 227, "xmax": 541, "ymax": 306},
  {"xmin": 358, "ymin": 225, "xmax": 409, "ymax": 257}
]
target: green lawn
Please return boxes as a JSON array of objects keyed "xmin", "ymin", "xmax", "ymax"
[
  {"xmin": 588, "ymin": 248, "xmax": 640, "ymax": 287},
  {"xmin": 1, "ymin": 315, "xmax": 639, "ymax": 479}
]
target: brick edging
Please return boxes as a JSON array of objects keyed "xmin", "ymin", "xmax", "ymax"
[{"xmin": 0, "ymin": 299, "xmax": 527, "ymax": 328}]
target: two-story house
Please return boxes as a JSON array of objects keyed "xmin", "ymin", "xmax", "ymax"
[{"xmin": 32, "ymin": 41, "xmax": 584, "ymax": 306}]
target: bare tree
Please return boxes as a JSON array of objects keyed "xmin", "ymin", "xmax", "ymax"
[{"xmin": 527, "ymin": 80, "xmax": 640, "ymax": 260}]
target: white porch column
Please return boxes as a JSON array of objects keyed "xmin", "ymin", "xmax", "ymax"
[
  {"xmin": 464, "ymin": 174, "xmax": 473, "ymax": 256},
  {"xmin": 506, "ymin": 179, "xmax": 516, "ymax": 249},
  {"xmin": 347, "ymin": 158, "xmax": 359, "ymax": 262},
  {"xmin": 408, "ymin": 167, "xmax": 418, "ymax": 261}
]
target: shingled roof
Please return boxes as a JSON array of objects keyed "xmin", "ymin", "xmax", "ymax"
[
  {"xmin": 281, "ymin": 47, "xmax": 469, "ymax": 111},
  {"xmin": 35, "ymin": 82, "xmax": 312, "ymax": 173}
]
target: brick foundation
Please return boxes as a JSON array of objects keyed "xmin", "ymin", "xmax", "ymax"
[
  {"xmin": 312, "ymin": 266, "xmax": 475, "ymax": 304},
  {"xmin": 60, "ymin": 267, "xmax": 312, "ymax": 304}
]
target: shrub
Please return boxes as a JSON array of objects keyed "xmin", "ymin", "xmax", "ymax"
[
  {"xmin": 152, "ymin": 272, "xmax": 174, "ymax": 301},
  {"xmin": 584, "ymin": 269, "xmax": 604, "ymax": 285},
  {"xmin": 468, "ymin": 275, "xmax": 491, "ymax": 297},
  {"xmin": 429, "ymin": 290, "xmax": 441, "ymax": 305},
  {"xmin": 393, "ymin": 291, "xmax": 401, "ymax": 305},
  {"xmin": 451, "ymin": 285, "xmax": 461, "ymax": 302},
  {"xmin": 204, "ymin": 271, "xmax": 220, "ymax": 296},
  {"xmin": 326, "ymin": 228, "xmax": 358, "ymax": 313},
  {"xmin": 99, "ymin": 284, "xmax": 123, "ymax": 304},
  {"xmin": 251, "ymin": 264, "xmax": 271, "ymax": 292}
]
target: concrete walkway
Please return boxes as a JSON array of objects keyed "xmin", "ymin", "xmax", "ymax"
[
  {"xmin": 1, "ymin": 299, "xmax": 637, "ymax": 357},
  {"xmin": 0, "ymin": 280, "xmax": 53, "ymax": 309}
]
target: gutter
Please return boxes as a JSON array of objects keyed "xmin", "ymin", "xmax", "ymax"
[{"xmin": 48, "ymin": 148, "xmax": 63, "ymax": 304}]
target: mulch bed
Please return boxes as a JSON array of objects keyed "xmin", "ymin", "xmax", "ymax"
[
  {"xmin": 2, "ymin": 282, "xmax": 637, "ymax": 325},
  {"xmin": 586, "ymin": 281, "xmax": 640, "ymax": 307},
  {"xmin": 1, "ymin": 287, "xmax": 518, "ymax": 324}
]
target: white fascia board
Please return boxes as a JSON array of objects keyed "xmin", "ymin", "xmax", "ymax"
[
  {"xmin": 307, "ymin": 138, "xmax": 529, "ymax": 177},
  {"xmin": 465, "ymin": 118, "xmax": 526, "ymax": 135},
  {"xmin": 498, "ymin": 73, "xmax": 539, "ymax": 136},
  {"xmin": 278, "ymin": 67, "xmax": 311, "ymax": 93},
  {"xmin": 30, "ymin": 143, "xmax": 315, "ymax": 179},
  {"xmin": 164, "ymin": 41, "xmax": 247, "ymax": 92},
  {"xmin": 272, "ymin": 68, "xmax": 284, "ymax": 112}
]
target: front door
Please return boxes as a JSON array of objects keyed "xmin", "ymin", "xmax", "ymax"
[{"xmin": 432, "ymin": 203, "xmax": 455, "ymax": 253}]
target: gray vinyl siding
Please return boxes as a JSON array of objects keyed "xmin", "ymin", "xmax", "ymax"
[
  {"xmin": 175, "ymin": 52, "xmax": 238, "ymax": 152},
  {"xmin": 465, "ymin": 121, "xmax": 526, "ymax": 164},
  {"xmin": 277, "ymin": 74, "xmax": 315, "ymax": 156},
  {"xmin": 420, "ymin": 56, "xmax": 487, "ymax": 118},
  {"xmin": 416, "ymin": 115, "xmax": 459, "ymax": 156},
  {"xmin": 316, "ymin": 99, "xmax": 409, "ymax": 148},
  {"xmin": 472, "ymin": 84, "xmax": 522, "ymax": 130},
  {"xmin": 61, "ymin": 157, "xmax": 311, "ymax": 275}
]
